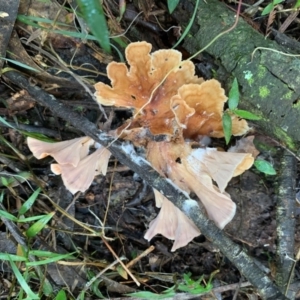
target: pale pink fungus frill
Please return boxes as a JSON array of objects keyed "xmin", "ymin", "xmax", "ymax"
[
  {"xmin": 51, "ymin": 146, "xmax": 111, "ymax": 194},
  {"xmin": 144, "ymin": 189, "xmax": 200, "ymax": 252},
  {"xmin": 27, "ymin": 137, "xmax": 111, "ymax": 194},
  {"xmin": 146, "ymin": 141, "xmax": 254, "ymax": 229},
  {"xmin": 27, "ymin": 136, "xmax": 93, "ymax": 167}
]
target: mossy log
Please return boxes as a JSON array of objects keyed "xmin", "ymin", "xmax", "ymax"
[{"xmin": 173, "ymin": 0, "xmax": 300, "ymax": 153}]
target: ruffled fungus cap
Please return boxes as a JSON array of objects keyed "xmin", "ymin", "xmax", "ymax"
[{"xmin": 95, "ymin": 41, "xmax": 248, "ymax": 139}]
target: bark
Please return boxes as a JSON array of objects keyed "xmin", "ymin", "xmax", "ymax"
[
  {"xmin": 0, "ymin": 0, "xmax": 20, "ymax": 69},
  {"xmin": 275, "ymin": 151, "xmax": 296, "ymax": 296},
  {"xmin": 173, "ymin": 0, "xmax": 300, "ymax": 153}
]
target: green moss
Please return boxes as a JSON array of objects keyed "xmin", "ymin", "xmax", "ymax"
[
  {"xmin": 258, "ymin": 65, "xmax": 267, "ymax": 78},
  {"xmin": 254, "ymin": 139, "xmax": 277, "ymax": 154},
  {"xmin": 274, "ymin": 127, "xmax": 296, "ymax": 151},
  {"xmin": 259, "ymin": 86, "xmax": 270, "ymax": 98},
  {"xmin": 283, "ymin": 91, "xmax": 293, "ymax": 100},
  {"xmin": 248, "ymin": 78, "xmax": 254, "ymax": 86}
]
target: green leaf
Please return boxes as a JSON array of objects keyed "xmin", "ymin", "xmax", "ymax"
[
  {"xmin": 55, "ymin": 290, "xmax": 67, "ymax": 300},
  {"xmin": 233, "ymin": 109, "xmax": 261, "ymax": 120},
  {"xmin": 17, "ymin": 14, "xmax": 126, "ymax": 60},
  {"xmin": 26, "ymin": 252, "xmax": 75, "ymax": 267},
  {"xmin": 76, "ymin": 0, "xmax": 111, "ymax": 53},
  {"xmin": 0, "ymin": 171, "xmax": 32, "ymax": 188},
  {"xmin": 0, "ymin": 210, "xmax": 18, "ymax": 221},
  {"xmin": 29, "ymin": 250, "xmax": 74, "ymax": 257},
  {"xmin": 17, "ymin": 215, "xmax": 47, "ymax": 223},
  {"xmin": 17, "ymin": 15, "xmax": 69, "ymax": 26},
  {"xmin": 0, "ymin": 116, "xmax": 15, "ymax": 129},
  {"xmin": 178, "ymin": 273, "xmax": 212, "ymax": 294},
  {"xmin": 8, "ymin": 256, "xmax": 39, "ymax": 299},
  {"xmin": 228, "ymin": 78, "xmax": 239, "ymax": 110},
  {"xmin": 178, "ymin": 282, "xmax": 212, "ymax": 294},
  {"xmin": 118, "ymin": 0, "xmax": 126, "ymax": 20},
  {"xmin": 254, "ymin": 159, "xmax": 276, "ymax": 175},
  {"xmin": 26, "ymin": 212, "xmax": 54, "ymax": 237},
  {"xmin": 167, "ymin": 0, "xmax": 180, "ymax": 14},
  {"xmin": 42, "ymin": 280, "xmax": 53, "ymax": 296},
  {"xmin": 0, "ymin": 253, "xmax": 27, "ymax": 261},
  {"xmin": 126, "ymin": 290, "xmax": 176, "ymax": 299},
  {"xmin": 261, "ymin": 3, "xmax": 274, "ymax": 15},
  {"xmin": 22, "ymin": 131, "xmax": 54, "ymax": 142},
  {"xmin": 294, "ymin": 0, "xmax": 300, "ymax": 8},
  {"xmin": 274, "ymin": 0, "xmax": 284, "ymax": 5},
  {"xmin": 87, "ymin": 270, "xmax": 105, "ymax": 299},
  {"xmin": 0, "ymin": 177, "xmax": 9, "ymax": 187},
  {"xmin": 222, "ymin": 113, "xmax": 232, "ymax": 144},
  {"xmin": 0, "ymin": 57, "xmax": 40, "ymax": 72},
  {"xmin": 19, "ymin": 188, "xmax": 41, "ymax": 215},
  {"xmin": 78, "ymin": 291, "xmax": 85, "ymax": 300}
]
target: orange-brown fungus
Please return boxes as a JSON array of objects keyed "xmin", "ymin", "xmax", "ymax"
[
  {"xmin": 95, "ymin": 41, "xmax": 249, "ymax": 139},
  {"xmin": 95, "ymin": 41, "xmax": 203, "ymax": 136}
]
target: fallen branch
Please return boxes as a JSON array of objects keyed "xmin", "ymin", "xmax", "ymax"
[{"xmin": 276, "ymin": 151, "xmax": 296, "ymax": 298}]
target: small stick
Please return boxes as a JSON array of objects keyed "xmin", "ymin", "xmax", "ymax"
[
  {"xmin": 126, "ymin": 245, "xmax": 155, "ymax": 269},
  {"xmin": 101, "ymin": 237, "xmax": 140, "ymax": 286}
]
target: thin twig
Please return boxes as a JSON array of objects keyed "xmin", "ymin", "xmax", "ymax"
[
  {"xmin": 76, "ymin": 257, "xmax": 122, "ymax": 300},
  {"xmin": 101, "ymin": 237, "xmax": 140, "ymax": 286},
  {"xmin": 125, "ymin": 245, "xmax": 155, "ymax": 269}
]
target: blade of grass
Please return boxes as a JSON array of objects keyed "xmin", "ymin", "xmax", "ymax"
[
  {"xmin": 29, "ymin": 250, "xmax": 75, "ymax": 257},
  {"xmin": 228, "ymin": 78, "xmax": 239, "ymax": 110},
  {"xmin": 0, "ymin": 253, "xmax": 27, "ymax": 261},
  {"xmin": 172, "ymin": 0, "xmax": 200, "ymax": 49},
  {"xmin": 8, "ymin": 255, "xmax": 39, "ymax": 299},
  {"xmin": 55, "ymin": 290, "xmax": 67, "ymax": 300},
  {"xmin": 76, "ymin": 0, "xmax": 111, "ymax": 53},
  {"xmin": 26, "ymin": 212, "xmax": 55, "ymax": 237},
  {"xmin": 17, "ymin": 215, "xmax": 49, "ymax": 223},
  {"xmin": 0, "ymin": 210, "xmax": 18, "ymax": 221},
  {"xmin": 233, "ymin": 109, "xmax": 261, "ymax": 120},
  {"xmin": 168, "ymin": 0, "xmax": 180, "ymax": 14},
  {"xmin": 0, "ymin": 116, "xmax": 15, "ymax": 128},
  {"xmin": 0, "ymin": 57, "xmax": 40, "ymax": 72},
  {"xmin": 19, "ymin": 188, "xmax": 41, "ymax": 215},
  {"xmin": 0, "ymin": 171, "xmax": 32, "ymax": 188},
  {"xmin": 26, "ymin": 252, "xmax": 76, "ymax": 267},
  {"xmin": 222, "ymin": 113, "xmax": 232, "ymax": 144}
]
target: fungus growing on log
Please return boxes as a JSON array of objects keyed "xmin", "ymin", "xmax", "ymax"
[{"xmin": 27, "ymin": 41, "xmax": 255, "ymax": 251}]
